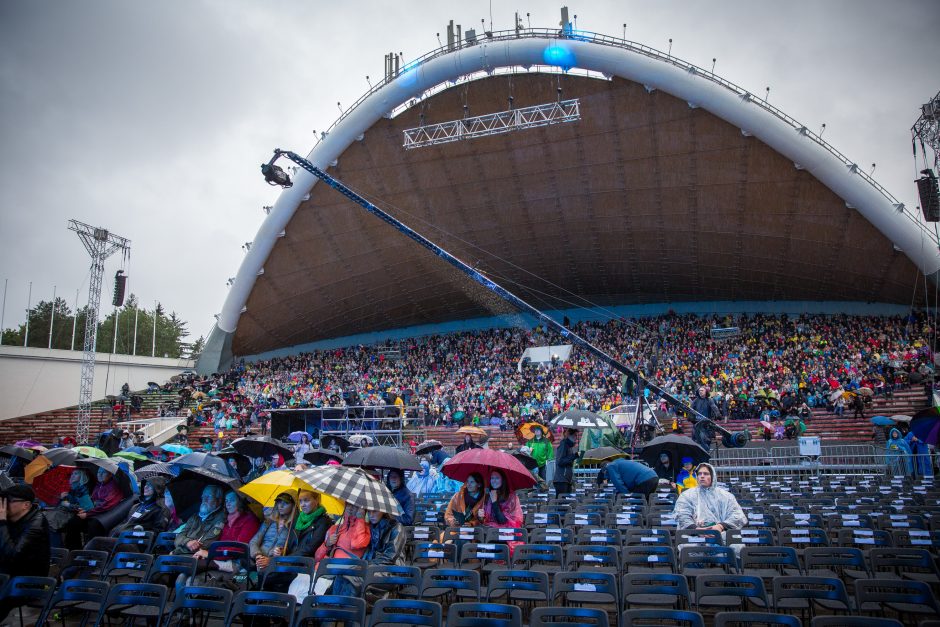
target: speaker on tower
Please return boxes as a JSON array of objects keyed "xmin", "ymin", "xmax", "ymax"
[
  {"xmin": 113, "ymin": 270, "xmax": 127, "ymax": 307},
  {"xmin": 917, "ymin": 169, "xmax": 940, "ymax": 222}
]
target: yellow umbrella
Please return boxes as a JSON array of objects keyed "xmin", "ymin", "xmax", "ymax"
[
  {"xmin": 24, "ymin": 455, "xmax": 52, "ymax": 484},
  {"xmin": 239, "ymin": 470, "xmax": 344, "ymax": 516},
  {"xmin": 516, "ymin": 422, "xmax": 554, "ymax": 442},
  {"xmin": 456, "ymin": 426, "xmax": 487, "ymax": 438}
]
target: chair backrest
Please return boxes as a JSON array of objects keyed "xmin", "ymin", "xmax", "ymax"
[
  {"xmin": 446, "ymin": 602, "xmax": 522, "ymax": 627},
  {"xmin": 621, "ymin": 573, "xmax": 689, "ymax": 609},
  {"xmin": 854, "ymin": 578, "xmax": 940, "ymax": 615},
  {"xmin": 810, "ymin": 616, "xmax": 904, "ymax": 627},
  {"xmin": 406, "ymin": 525, "xmax": 441, "ymax": 543},
  {"xmin": 552, "ymin": 570, "xmax": 618, "ymax": 605},
  {"xmin": 726, "ymin": 528, "xmax": 776, "ymax": 546},
  {"xmin": 459, "ymin": 543, "xmax": 511, "ymax": 568},
  {"xmin": 420, "ymin": 568, "xmax": 481, "ymax": 601},
  {"xmin": 296, "ymin": 594, "xmax": 366, "ymax": 627},
  {"xmin": 166, "ymin": 585, "xmax": 232, "ymax": 626},
  {"xmin": 714, "ymin": 612, "xmax": 801, "ymax": 627},
  {"xmin": 100, "ymin": 582, "xmax": 168, "ymax": 622},
  {"xmin": 621, "ymin": 608, "xmax": 705, "ymax": 627},
  {"xmin": 114, "ymin": 529, "xmax": 155, "ymax": 552},
  {"xmin": 530, "ymin": 606, "xmax": 609, "ymax": 627},
  {"xmin": 576, "ymin": 527, "xmax": 623, "ymax": 546},
  {"xmin": 803, "ymin": 547, "xmax": 867, "ymax": 575},
  {"xmin": 105, "ymin": 551, "xmax": 154, "ymax": 581},
  {"xmin": 890, "ymin": 528, "xmax": 940, "ymax": 548},
  {"xmin": 49, "ymin": 547, "xmax": 70, "ymax": 577},
  {"xmin": 483, "ymin": 526, "xmax": 527, "ymax": 543},
  {"xmin": 63, "ymin": 549, "xmax": 110, "ymax": 579},
  {"xmin": 486, "ymin": 569, "xmax": 550, "ymax": 602},
  {"xmin": 369, "ymin": 599, "xmax": 442, "ymax": 627},
  {"xmin": 528, "ymin": 527, "xmax": 574, "ymax": 545},
  {"xmin": 740, "ymin": 546, "xmax": 800, "ymax": 573},
  {"xmin": 675, "ymin": 529, "xmax": 723, "ymax": 547},
  {"xmin": 84, "ymin": 536, "xmax": 119, "ymax": 554},
  {"xmin": 694, "ymin": 574, "xmax": 767, "ymax": 609},
  {"xmin": 204, "ymin": 540, "xmax": 252, "ymax": 578},
  {"xmin": 364, "ymin": 564, "xmax": 422, "ymax": 598},
  {"xmin": 261, "ymin": 555, "xmax": 316, "ymax": 588},
  {"xmin": 625, "ymin": 528, "xmax": 672, "ymax": 546},
  {"xmin": 153, "ymin": 531, "xmax": 178, "ymax": 555},
  {"xmin": 564, "ymin": 544, "xmax": 620, "ymax": 571},
  {"xmin": 38, "ymin": 578, "xmax": 108, "ymax": 626},
  {"xmin": 442, "ymin": 526, "xmax": 485, "ymax": 543},
  {"xmin": 778, "ymin": 526, "xmax": 828, "ymax": 547},
  {"xmin": 148, "ymin": 554, "xmax": 198, "ymax": 582},
  {"xmin": 678, "ymin": 545, "xmax": 736, "ymax": 572},
  {"xmin": 525, "ymin": 511, "xmax": 562, "ymax": 527},
  {"xmin": 772, "ymin": 576, "xmax": 849, "ymax": 612},
  {"xmin": 3, "ymin": 576, "xmax": 56, "ymax": 608},
  {"xmin": 512, "ymin": 544, "xmax": 564, "ymax": 570},
  {"xmin": 622, "ymin": 545, "xmax": 677, "ymax": 572},
  {"xmin": 834, "ymin": 528, "xmax": 892, "ymax": 548},
  {"xmin": 227, "ymin": 590, "xmax": 296, "ymax": 625},
  {"xmin": 870, "ymin": 547, "xmax": 939, "ymax": 578},
  {"xmin": 411, "ymin": 542, "xmax": 456, "ymax": 567}
]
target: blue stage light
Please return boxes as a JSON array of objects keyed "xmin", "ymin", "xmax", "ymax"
[{"xmin": 543, "ymin": 43, "xmax": 575, "ymax": 70}]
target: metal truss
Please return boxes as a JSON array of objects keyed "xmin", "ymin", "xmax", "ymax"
[
  {"xmin": 68, "ymin": 219, "xmax": 130, "ymax": 444},
  {"xmin": 913, "ymin": 90, "xmax": 940, "ymax": 167},
  {"xmin": 403, "ymin": 98, "xmax": 581, "ymax": 149}
]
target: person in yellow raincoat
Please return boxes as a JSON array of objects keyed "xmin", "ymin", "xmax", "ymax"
[
  {"xmin": 527, "ymin": 425, "xmax": 554, "ymax": 481},
  {"xmin": 675, "ymin": 457, "xmax": 698, "ymax": 494}
]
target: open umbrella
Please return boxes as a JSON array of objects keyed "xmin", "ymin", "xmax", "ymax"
[
  {"xmin": 828, "ymin": 389, "xmax": 844, "ymax": 403},
  {"xmin": 73, "ymin": 445, "xmax": 107, "ymax": 459},
  {"xmin": 508, "ymin": 448, "xmax": 539, "ymax": 471},
  {"xmin": 218, "ymin": 448, "xmax": 253, "ymax": 477},
  {"xmin": 342, "ymin": 446, "xmax": 421, "ymax": 472},
  {"xmin": 43, "ymin": 448, "xmax": 80, "ymax": 466},
  {"xmin": 135, "ymin": 462, "xmax": 175, "ymax": 481},
  {"xmin": 240, "ymin": 470, "xmax": 344, "ymax": 515},
  {"xmin": 639, "ymin": 434, "xmax": 710, "ymax": 468},
  {"xmin": 582, "ymin": 446, "xmax": 628, "ymax": 464},
  {"xmin": 114, "ymin": 451, "xmax": 149, "ymax": 462},
  {"xmin": 161, "ymin": 443, "xmax": 193, "ymax": 456},
  {"xmin": 122, "ymin": 446, "xmax": 149, "ymax": 455},
  {"xmin": 319, "ymin": 434, "xmax": 351, "ymax": 453},
  {"xmin": 0, "ymin": 445, "xmax": 36, "ymax": 461},
  {"xmin": 231, "ymin": 436, "xmax": 293, "ymax": 459},
  {"xmin": 857, "ymin": 387, "xmax": 874, "ymax": 397},
  {"xmin": 287, "ymin": 431, "xmax": 311, "ymax": 443},
  {"xmin": 910, "ymin": 406, "xmax": 940, "ymax": 446},
  {"xmin": 759, "ymin": 420, "xmax": 774, "ymax": 431},
  {"xmin": 891, "ymin": 415, "xmax": 913, "ymax": 423},
  {"xmin": 452, "ymin": 410, "xmax": 466, "ymax": 421},
  {"xmin": 549, "ymin": 409, "xmax": 609, "ymax": 430},
  {"xmin": 455, "ymin": 426, "xmax": 487, "ymax": 438},
  {"xmin": 870, "ymin": 416, "xmax": 895, "ymax": 427},
  {"xmin": 294, "ymin": 465, "xmax": 401, "ymax": 516},
  {"xmin": 516, "ymin": 422, "xmax": 554, "ymax": 442},
  {"xmin": 76, "ymin": 457, "xmax": 133, "ymax": 496},
  {"xmin": 414, "ymin": 440, "xmax": 443, "ymax": 456},
  {"xmin": 24, "ymin": 455, "xmax": 52, "ymax": 484},
  {"xmin": 33, "ymin": 464, "xmax": 77, "ymax": 506},
  {"xmin": 442, "ymin": 448, "xmax": 537, "ymax": 491},
  {"xmin": 170, "ymin": 452, "xmax": 239, "ymax": 479},
  {"xmin": 302, "ymin": 449, "xmax": 344, "ymax": 466},
  {"xmin": 168, "ymin": 467, "xmax": 241, "ymax": 521},
  {"xmin": 14, "ymin": 440, "xmax": 43, "ymax": 449}
]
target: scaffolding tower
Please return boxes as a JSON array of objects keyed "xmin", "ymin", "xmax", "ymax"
[{"xmin": 69, "ymin": 219, "xmax": 130, "ymax": 444}]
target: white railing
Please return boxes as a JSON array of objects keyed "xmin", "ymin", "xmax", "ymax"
[{"xmin": 116, "ymin": 416, "xmax": 184, "ymax": 445}]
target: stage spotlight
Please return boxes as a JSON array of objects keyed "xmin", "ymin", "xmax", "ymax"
[{"xmin": 261, "ymin": 158, "xmax": 292, "ymax": 188}]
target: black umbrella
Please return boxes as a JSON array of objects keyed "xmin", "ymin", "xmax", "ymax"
[
  {"xmin": 231, "ymin": 436, "xmax": 293, "ymax": 459},
  {"xmin": 43, "ymin": 448, "xmax": 79, "ymax": 467},
  {"xmin": 319, "ymin": 434, "xmax": 351, "ymax": 453},
  {"xmin": 170, "ymin": 452, "xmax": 239, "ymax": 479},
  {"xmin": 342, "ymin": 446, "xmax": 421, "ymax": 472},
  {"xmin": 168, "ymin": 467, "xmax": 241, "ymax": 521},
  {"xmin": 135, "ymin": 462, "xmax": 175, "ymax": 481},
  {"xmin": 0, "ymin": 445, "xmax": 36, "ymax": 461},
  {"xmin": 508, "ymin": 449, "xmax": 539, "ymax": 471},
  {"xmin": 303, "ymin": 448, "xmax": 344, "ymax": 466},
  {"xmin": 218, "ymin": 448, "xmax": 253, "ymax": 477},
  {"xmin": 639, "ymin": 434, "xmax": 710, "ymax": 468},
  {"xmin": 414, "ymin": 440, "xmax": 443, "ymax": 456},
  {"xmin": 0, "ymin": 472, "xmax": 14, "ymax": 491},
  {"xmin": 76, "ymin": 457, "xmax": 133, "ymax": 496}
]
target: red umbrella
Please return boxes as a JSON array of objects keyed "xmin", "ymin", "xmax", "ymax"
[
  {"xmin": 33, "ymin": 464, "xmax": 76, "ymax": 506},
  {"xmin": 441, "ymin": 448, "xmax": 536, "ymax": 491}
]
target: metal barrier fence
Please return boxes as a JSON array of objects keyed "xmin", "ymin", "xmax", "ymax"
[
  {"xmin": 711, "ymin": 443, "xmax": 891, "ymax": 478},
  {"xmin": 116, "ymin": 416, "xmax": 185, "ymax": 446}
]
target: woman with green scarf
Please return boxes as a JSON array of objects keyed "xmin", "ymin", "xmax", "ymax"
[{"xmin": 261, "ymin": 489, "xmax": 332, "ymax": 593}]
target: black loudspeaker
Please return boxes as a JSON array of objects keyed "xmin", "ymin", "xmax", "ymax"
[
  {"xmin": 113, "ymin": 271, "xmax": 127, "ymax": 306},
  {"xmin": 917, "ymin": 170, "xmax": 940, "ymax": 222}
]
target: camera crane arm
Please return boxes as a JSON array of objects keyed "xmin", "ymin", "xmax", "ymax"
[{"xmin": 262, "ymin": 149, "xmax": 749, "ymax": 447}]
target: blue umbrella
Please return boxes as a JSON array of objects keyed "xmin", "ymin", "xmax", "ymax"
[
  {"xmin": 123, "ymin": 446, "xmax": 148, "ymax": 455},
  {"xmin": 161, "ymin": 443, "xmax": 192, "ymax": 455},
  {"xmin": 870, "ymin": 416, "xmax": 894, "ymax": 426},
  {"xmin": 287, "ymin": 431, "xmax": 310, "ymax": 443}
]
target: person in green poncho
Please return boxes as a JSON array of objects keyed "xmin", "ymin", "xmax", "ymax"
[{"xmin": 527, "ymin": 425, "xmax": 554, "ymax": 481}]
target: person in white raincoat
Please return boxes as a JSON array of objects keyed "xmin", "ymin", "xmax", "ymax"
[{"xmin": 672, "ymin": 462, "xmax": 747, "ymax": 532}]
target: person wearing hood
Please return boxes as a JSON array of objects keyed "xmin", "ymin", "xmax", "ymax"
[
  {"xmin": 315, "ymin": 503, "xmax": 370, "ymax": 565},
  {"xmin": 173, "ymin": 485, "xmax": 227, "ymax": 555},
  {"xmin": 886, "ymin": 428, "xmax": 913, "ymax": 476},
  {"xmin": 332, "ymin": 508, "xmax": 406, "ymax": 599},
  {"xmin": 114, "ymin": 477, "xmax": 169, "ymax": 534},
  {"xmin": 63, "ymin": 466, "xmax": 124, "ymax": 549},
  {"xmin": 527, "ymin": 426, "xmax": 554, "ymax": 481},
  {"xmin": 406, "ymin": 459, "xmax": 438, "ymax": 496},
  {"xmin": 904, "ymin": 430, "xmax": 933, "ymax": 478},
  {"xmin": 385, "ymin": 469, "xmax": 415, "ymax": 526},
  {"xmin": 654, "ymin": 452, "xmax": 677, "ymax": 489},
  {"xmin": 60, "ymin": 468, "xmax": 94, "ymax": 512},
  {"xmin": 672, "ymin": 463, "xmax": 747, "ymax": 534},
  {"xmin": 675, "ymin": 457, "xmax": 698, "ymax": 494},
  {"xmin": 455, "ymin": 434, "xmax": 480, "ymax": 453},
  {"xmin": 444, "ymin": 472, "xmax": 485, "ymax": 527}
]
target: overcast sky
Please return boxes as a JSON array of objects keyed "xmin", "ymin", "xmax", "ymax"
[{"xmin": 1, "ymin": 0, "xmax": 938, "ymax": 346}]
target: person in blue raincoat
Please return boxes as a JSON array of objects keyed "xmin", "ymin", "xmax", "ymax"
[
  {"xmin": 885, "ymin": 428, "xmax": 913, "ymax": 476},
  {"xmin": 406, "ymin": 459, "xmax": 438, "ymax": 496},
  {"xmin": 904, "ymin": 430, "xmax": 933, "ymax": 477}
]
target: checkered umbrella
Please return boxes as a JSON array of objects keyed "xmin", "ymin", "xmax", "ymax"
[{"xmin": 293, "ymin": 465, "xmax": 402, "ymax": 516}]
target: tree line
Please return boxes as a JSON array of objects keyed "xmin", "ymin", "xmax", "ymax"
[{"xmin": 0, "ymin": 294, "xmax": 204, "ymax": 359}]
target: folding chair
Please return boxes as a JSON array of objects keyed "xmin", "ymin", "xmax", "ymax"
[
  {"xmin": 313, "ymin": 557, "xmax": 367, "ymax": 597},
  {"xmin": 486, "ymin": 568, "xmax": 549, "ymax": 618},
  {"xmin": 1, "ymin": 576, "xmax": 57, "ymax": 627},
  {"xmin": 163, "ymin": 585, "xmax": 232, "ymax": 627},
  {"xmin": 368, "ymin": 599, "xmax": 441, "ymax": 627},
  {"xmin": 146, "ymin": 555, "xmax": 197, "ymax": 585},
  {"xmin": 530, "ymin": 606, "xmax": 609, "ymax": 627},
  {"xmin": 224, "ymin": 590, "xmax": 295, "ymax": 627},
  {"xmin": 419, "ymin": 568, "xmax": 480, "ymax": 603},
  {"xmin": 564, "ymin": 544, "xmax": 620, "ymax": 574},
  {"xmin": 96, "ymin": 582, "xmax": 168, "ymax": 626},
  {"xmin": 49, "ymin": 547, "xmax": 70, "ymax": 580},
  {"xmin": 622, "ymin": 545, "xmax": 677, "ymax": 573},
  {"xmin": 511, "ymin": 544, "xmax": 563, "ymax": 573},
  {"xmin": 202, "ymin": 541, "xmax": 251, "ymax": 583},
  {"xmin": 772, "ymin": 576, "xmax": 850, "ymax": 620},
  {"xmin": 84, "ymin": 536, "xmax": 119, "ymax": 555},
  {"xmin": 809, "ymin": 617, "xmax": 903, "ymax": 627},
  {"xmin": 528, "ymin": 527, "xmax": 574, "ymax": 545},
  {"xmin": 294, "ymin": 594, "xmax": 366, "ymax": 627},
  {"xmin": 363, "ymin": 564, "xmax": 421, "ymax": 600},
  {"xmin": 713, "ymin": 613, "xmax": 801, "ymax": 627},
  {"xmin": 621, "ymin": 573, "xmax": 689, "ymax": 610},
  {"xmin": 104, "ymin": 552, "xmax": 154, "ymax": 583},
  {"xmin": 259, "ymin": 555, "xmax": 315, "ymax": 592},
  {"xmin": 446, "ymin": 602, "xmax": 522, "ymax": 627},
  {"xmin": 59, "ymin": 549, "xmax": 110, "ymax": 581},
  {"xmin": 113, "ymin": 530, "xmax": 155, "ymax": 554},
  {"xmin": 484, "ymin": 527, "xmax": 527, "ymax": 544},
  {"xmin": 575, "ymin": 527, "xmax": 622, "ymax": 547},
  {"xmin": 38, "ymin": 578, "xmax": 109, "ymax": 627},
  {"xmin": 410, "ymin": 541, "xmax": 456, "ymax": 569},
  {"xmin": 693, "ymin": 574, "xmax": 768, "ymax": 613},
  {"xmin": 551, "ymin": 570, "xmax": 619, "ymax": 625},
  {"xmin": 854, "ymin": 578, "xmax": 940, "ymax": 622},
  {"xmin": 869, "ymin": 547, "xmax": 940, "ymax": 593},
  {"xmin": 740, "ymin": 545, "xmax": 801, "ymax": 582},
  {"xmin": 152, "ymin": 532, "xmax": 177, "ymax": 556},
  {"xmin": 621, "ymin": 608, "xmax": 705, "ymax": 627}
]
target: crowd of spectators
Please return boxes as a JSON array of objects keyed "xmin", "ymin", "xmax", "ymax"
[{"xmin": 177, "ymin": 312, "xmax": 935, "ymax": 433}]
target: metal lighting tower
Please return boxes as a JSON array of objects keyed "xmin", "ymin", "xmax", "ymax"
[
  {"xmin": 913, "ymin": 90, "xmax": 940, "ymax": 167},
  {"xmin": 69, "ymin": 219, "xmax": 130, "ymax": 443}
]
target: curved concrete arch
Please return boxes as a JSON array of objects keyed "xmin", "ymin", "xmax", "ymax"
[{"xmin": 197, "ymin": 34, "xmax": 940, "ymax": 373}]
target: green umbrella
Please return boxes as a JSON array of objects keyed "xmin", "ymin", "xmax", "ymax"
[
  {"xmin": 74, "ymin": 445, "xmax": 108, "ymax": 459},
  {"xmin": 114, "ymin": 451, "xmax": 149, "ymax": 462}
]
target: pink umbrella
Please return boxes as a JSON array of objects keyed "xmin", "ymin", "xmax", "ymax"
[
  {"xmin": 759, "ymin": 421, "xmax": 774, "ymax": 431},
  {"xmin": 442, "ymin": 448, "xmax": 537, "ymax": 491}
]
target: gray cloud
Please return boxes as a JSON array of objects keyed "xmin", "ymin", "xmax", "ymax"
[{"xmin": 1, "ymin": 0, "xmax": 938, "ymax": 345}]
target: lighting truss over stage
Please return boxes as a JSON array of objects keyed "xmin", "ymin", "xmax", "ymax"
[{"xmin": 402, "ymin": 98, "xmax": 581, "ymax": 149}]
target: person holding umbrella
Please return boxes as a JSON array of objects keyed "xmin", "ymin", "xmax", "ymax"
[
  {"xmin": 61, "ymin": 468, "xmax": 94, "ymax": 512},
  {"xmin": 527, "ymin": 425, "xmax": 554, "ymax": 481},
  {"xmin": 63, "ymin": 464, "xmax": 124, "ymax": 549},
  {"xmin": 456, "ymin": 433, "xmax": 481, "ymax": 453},
  {"xmin": 553, "ymin": 428, "xmax": 579, "ymax": 496},
  {"xmin": 443, "ymin": 472, "xmax": 485, "ymax": 528},
  {"xmin": 314, "ymin": 503, "xmax": 370, "ymax": 565},
  {"xmin": 250, "ymin": 492, "xmax": 298, "ymax": 571},
  {"xmin": 385, "ymin": 469, "xmax": 414, "ymax": 526},
  {"xmin": 478, "ymin": 469, "xmax": 524, "ymax": 553}
]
